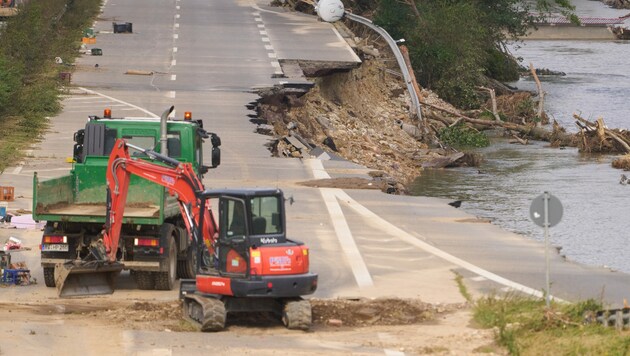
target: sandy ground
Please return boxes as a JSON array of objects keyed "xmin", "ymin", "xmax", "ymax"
[{"xmin": 0, "ymin": 223, "xmax": 503, "ymax": 355}]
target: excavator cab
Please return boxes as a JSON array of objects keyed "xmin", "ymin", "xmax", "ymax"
[{"xmin": 211, "ymin": 189, "xmax": 286, "ymax": 277}]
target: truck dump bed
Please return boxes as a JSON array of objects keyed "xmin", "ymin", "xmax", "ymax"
[{"xmin": 33, "ymin": 160, "xmax": 172, "ymax": 224}]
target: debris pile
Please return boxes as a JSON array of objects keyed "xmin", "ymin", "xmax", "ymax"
[
  {"xmin": 3, "ymin": 236, "xmax": 21, "ymax": 251},
  {"xmin": 1, "ymin": 261, "xmax": 33, "ymax": 286}
]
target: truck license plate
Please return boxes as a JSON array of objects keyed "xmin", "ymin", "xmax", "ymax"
[{"xmin": 42, "ymin": 244, "xmax": 69, "ymax": 252}]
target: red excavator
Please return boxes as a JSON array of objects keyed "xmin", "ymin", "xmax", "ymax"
[{"xmin": 94, "ymin": 138, "xmax": 316, "ymax": 330}]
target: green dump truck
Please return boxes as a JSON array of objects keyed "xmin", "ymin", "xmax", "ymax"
[{"xmin": 33, "ymin": 108, "xmax": 221, "ymax": 291}]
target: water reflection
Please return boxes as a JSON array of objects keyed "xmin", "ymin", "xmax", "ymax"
[{"xmin": 411, "ymin": 138, "xmax": 630, "ymax": 272}]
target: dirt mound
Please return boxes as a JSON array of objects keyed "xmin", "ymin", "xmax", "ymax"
[
  {"xmin": 84, "ymin": 298, "xmax": 454, "ymax": 330},
  {"xmin": 311, "ymin": 298, "xmax": 446, "ymax": 327}
]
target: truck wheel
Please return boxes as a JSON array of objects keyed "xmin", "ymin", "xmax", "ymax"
[
  {"xmin": 133, "ymin": 271, "xmax": 155, "ymax": 290},
  {"xmin": 155, "ymin": 236, "xmax": 177, "ymax": 290},
  {"xmin": 43, "ymin": 267, "xmax": 56, "ymax": 287},
  {"xmin": 282, "ymin": 299, "xmax": 312, "ymax": 330},
  {"xmin": 177, "ymin": 243, "xmax": 197, "ymax": 280}
]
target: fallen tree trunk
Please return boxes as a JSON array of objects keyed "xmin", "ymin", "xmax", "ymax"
[{"xmin": 422, "ymin": 101, "xmax": 575, "ymax": 146}]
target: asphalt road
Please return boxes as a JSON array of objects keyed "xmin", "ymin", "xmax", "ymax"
[{"xmin": 2, "ymin": 0, "xmax": 630, "ymax": 354}]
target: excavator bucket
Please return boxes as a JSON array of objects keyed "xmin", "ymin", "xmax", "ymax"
[{"xmin": 55, "ymin": 261, "xmax": 123, "ymax": 297}]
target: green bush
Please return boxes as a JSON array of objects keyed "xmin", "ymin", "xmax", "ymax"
[
  {"xmin": 439, "ymin": 122, "xmax": 489, "ymax": 148},
  {"xmin": 372, "ymin": 0, "xmax": 574, "ymax": 109},
  {"xmin": 0, "ymin": 0, "xmax": 102, "ymax": 172}
]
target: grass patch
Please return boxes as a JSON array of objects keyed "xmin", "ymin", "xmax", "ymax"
[
  {"xmin": 0, "ymin": 0, "xmax": 102, "ymax": 173},
  {"xmin": 474, "ymin": 294, "xmax": 630, "ymax": 355},
  {"xmin": 453, "ymin": 271, "xmax": 473, "ymax": 303}
]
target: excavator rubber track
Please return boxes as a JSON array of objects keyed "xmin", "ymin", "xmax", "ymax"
[
  {"xmin": 55, "ymin": 261, "xmax": 123, "ymax": 298},
  {"xmin": 182, "ymin": 294, "xmax": 227, "ymax": 332}
]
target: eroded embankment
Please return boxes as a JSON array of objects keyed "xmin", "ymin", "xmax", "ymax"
[{"xmin": 252, "ymin": 59, "xmax": 479, "ymax": 193}]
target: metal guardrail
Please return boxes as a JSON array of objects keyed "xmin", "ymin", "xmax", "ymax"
[{"xmin": 344, "ymin": 12, "xmax": 423, "ymax": 124}]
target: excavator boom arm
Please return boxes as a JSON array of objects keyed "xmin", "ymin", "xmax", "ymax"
[{"xmin": 103, "ymin": 139, "xmax": 217, "ymax": 261}]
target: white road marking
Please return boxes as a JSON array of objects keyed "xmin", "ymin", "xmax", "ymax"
[
  {"xmin": 262, "ymin": 37, "xmax": 270, "ymax": 43},
  {"xmin": 176, "ymin": 5, "xmax": 180, "ymax": 10},
  {"xmin": 255, "ymin": 17, "xmax": 262, "ymax": 22},
  {"xmin": 171, "ymin": 59, "xmax": 176, "ymax": 66},
  {"xmin": 271, "ymin": 61, "xmax": 280, "ymax": 68},
  {"xmin": 173, "ymin": 34, "xmax": 178, "ymax": 39},
  {"xmin": 257, "ymin": 24, "xmax": 265, "ymax": 28},
  {"xmin": 259, "ymin": 30, "xmax": 267, "ymax": 35},
  {"xmin": 64, "ymin": 96, "xmax": 109, "ymax": 101},
  {"xmin": 320, "ymin": 188, "xmax": 374, "ymax": 288},
  {"xmin": 331, "ymin": 26, "xmax": 362, "ymax": 63},
  {"xmin": 264, "ymin": 44, "xmax": 273, "ymax": 51},
  {"xmin": 12, "ymin": 166, "xmax": 22, "ymax": 174},
  {"xmin": 471, "ymin": 276, "xmax": 487, "ymax": 282},
  {"xmin": 171, "ymin": 74, "xmax": 176, "ymax": 81},
  {"xmin": 168, "ymin": 91, "xmax": 176, "ymax": 99},
  {"xmin": 76, "ymin": 88, "xmax": 158, "ymax": 118},
  {"xmin": 268, "ymin": 52, "xmax": 277, "ymax": 58},
  {"xmin": 173, "ymin": 47, "xmax": 178, "ymax": 53},
  {"xmin": 175, "ymin": 23, "xmax": 179, "ymax": 29},
  {"xmin": 307, "ymin": 159, "xmax": 566, "ymax": 302},
  {"xmin": 176, "ymin": 14, "xmax": 180, "ymax": 19},
  {"xmin": 307, "ymin": 160, "xmax": 373, "ymax": 288}
]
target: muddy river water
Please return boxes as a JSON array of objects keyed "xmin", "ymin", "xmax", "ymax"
[{"xmin": 412, "ymin": 1, "xmax": 630, "ymax": 273}]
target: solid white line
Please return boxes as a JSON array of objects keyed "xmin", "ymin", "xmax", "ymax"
[
  {"xmin": 64, "ymin": 96, "xmax": 109, "ymax": 101},
  {"xmin": 307, "ymin": 160, "xmax": 373, "ymax": 288},
  {"xmin": 331, "ymin": 26, "xmax": 362, "ymax": 63},
  {"xmin": 320, "ymin": 188, "xmax": 374, "ymax": 288},
  {"xmin": 306, "ymin": 158, "xmax": 566, "ymax": 303},
  {"xmin": 75, "ymin": 88, "xmax": 158, "ymax": 118},
  {"xmin": 335, "ymin": 189, "xmax": 565, "ymax": 302},
  {"xmin": 171, "ymin": 75, "xmax": 176, "ymax": 81}
]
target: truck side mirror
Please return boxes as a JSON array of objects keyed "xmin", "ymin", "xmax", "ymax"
[
  {"xmin": 74, "ymin": 129, "xmax": 85, "ymax": 145},
  {"xmin": 199, "ymin": 165, "xmax": 209, "ymax": 175},
  {"xmin": 211, "ymin": 147, "xmax": 221, "ymax": 168}
]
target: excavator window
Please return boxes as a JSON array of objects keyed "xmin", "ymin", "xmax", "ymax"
[
  {"xmin": 250, "ymin": 196, "xmax": 282, "ymax": 235},
  {"xmin": 225, "ymin": 200, "xmax": 247, "ymax": 238}
]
